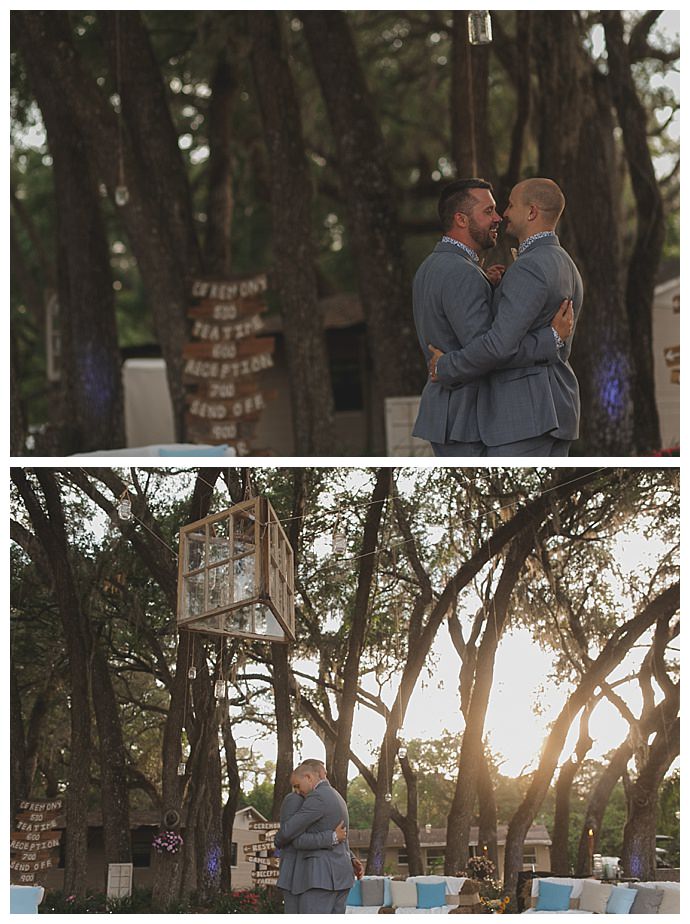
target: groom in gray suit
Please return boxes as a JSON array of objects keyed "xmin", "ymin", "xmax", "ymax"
[
  {"xmin": 428, "ymin": 178, "xmax": 582, "ymax": 456},
  {"xmin": 412, "ymin": 178, "xmax": 572, "ymax": 456},
  {"xmin": 276, "ymin": 771, "xmax": 348, "ymax": 912},
  {"xmin": 275, "ymin": 760, "xmax": 359, "ymax": 914}
]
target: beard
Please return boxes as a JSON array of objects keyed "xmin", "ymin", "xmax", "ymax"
[{"xmin": 468, "ymin": 216, "xmax": 498, "ymax": 250}]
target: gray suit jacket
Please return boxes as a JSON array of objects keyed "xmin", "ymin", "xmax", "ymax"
[
  {"xmin": 434, "ymin": 235, "xmax": 583, "ymax": 445},
  {"xmin": 412, "ymin": 241, "xmax": 557, "ymax": 444},
  {"xmin": 274, "ymin": 780, "xmax": 354, "ymax": 896},
  {"xmin": 275, "ymin": 792, "xmax": 336, "ymax": 893}
]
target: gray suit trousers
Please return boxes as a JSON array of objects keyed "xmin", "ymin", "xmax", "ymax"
[
  {"xmin": 431, "ymin": 440, "xmax": 486, "ymax": 457},
  {"xmin": 280, "ymin": 888, "xmax": 300, "ymax": 914},
  {"xmin": 299, "ymin": 888, "xmax": 350, "ymax": 914},
  {"xmin": 488, "ymin": 434, "xmax": 571, "ymax": 457}
]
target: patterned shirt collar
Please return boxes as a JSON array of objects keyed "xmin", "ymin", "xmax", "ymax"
[
  {"xmin": 518, "ymin": 230, "xmax": 557, "ymax": 256},
  {"xmin": 440, "ymin": 236, "xmax": 479, "ymax": 263}
]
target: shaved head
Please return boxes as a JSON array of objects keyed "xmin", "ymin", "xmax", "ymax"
[{"xmin": 514, "ymin": 178, "xmax": 565, "ymax": 224}]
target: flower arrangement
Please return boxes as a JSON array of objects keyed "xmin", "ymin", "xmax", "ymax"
[
  {"xmin": 480, "ymin": 895, "xmax": 510, "ymax": 914},
  {"xmin": 652, "ymin": 446, "xmax": 680, "ymax": 456},
  {"xmin": 152, "ymin": 829, "xmax": 184, "ymax": 854},
  {"xmin": 466, "ymin": 855, "xmax": 497, "ymax": 881}
]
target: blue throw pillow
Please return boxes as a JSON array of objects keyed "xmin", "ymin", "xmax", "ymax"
[
  {"xmin": 346, "ymin": 879, "xmax": 363, "ymax": 907},
  {"xmin": 606, "ymin": 885, "xmax": 636, "ymax": 914},
  {"xmin": 158, "ymin": 445, "xmax": 229, "ymax": 456},
  {"xmin": 382, "ymin": 877, "xmax": 393, "ymax": 907},
  {"xmin": 535, "ymin": 880, "xmax": 573, "ymax": 912},
  {"xmin": 416, "ymin": 881, "xmax": 448, "ymax": 909}
]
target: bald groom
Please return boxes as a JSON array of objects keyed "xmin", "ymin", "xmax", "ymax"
[{"xmin": 429, "ymin": 178, "xmax": 583, "ymax": 456}]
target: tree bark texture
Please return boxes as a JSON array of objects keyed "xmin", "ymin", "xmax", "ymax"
[
  {"xmin": 249, "ymin": 11, "xmax": 336, "ymax": 455},
  {"xmin": 502, "ymin": 581, "xmax": 680, "ymax": 898},
  {"xmin": 301, "ymin": 11, "xmax": 425, "ymax": 450},
  {"xmin": 603, "ymin": 11, "xmax": 664, "ymax": 452},
  {"xmin": 534, "ymin": 11, "xmax": 635, "ymax": 455},
  {"xmin": 15, "ymin": 12, "xmax": 198, "ymax": 439},
  {"xmin": 204, "ymin": 48, "xmax": 238, "ymax": 276},
  {"xmin": 331, "ymin": 467, "xmax": 393, "ymax": 796},
  {"xmin": 15, "ymin": 18, "xmax": 125, "ymax": 453},
  {"xmin": 549, "ymin": 709, "xmax": 594, "ymax": 875},
  {"xmin": 444, "ymin": 532, "xmax": 535, "ymax": 875},
  {"xmin": 620, "ymin": 716, "xmax": 679, "ymax": 879},
  {"xmin": 451, "ymin": 13, "xmax": 493, "ymax": 179},
  {"xmin": 11, "ymin": 470, "xmax": 93, "ymax": 896}
]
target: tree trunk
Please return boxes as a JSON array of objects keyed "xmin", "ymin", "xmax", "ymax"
[
  {"xmin": 10, "ymin": 657, "xmax": 28, "ymax": 824},
  {"xmin": 620, "ymin": 716, "xmax": 679, "ymax": 880},
  {"xmin": 445, "ymin": 533, "xmax": 535, "ymax": 875},
  {"xmin": 301, "ymin": 11, "xmax": 424, "ymax": 450},
  {"xmin": 331, "ymin": 468, "xmax": 392, "ymax": 796},
  {"xmin": 11, "ymin": 470, "xmax": 93, "ymax": 897},
  {"xmin": 204, "ymin": 48, "xmax": 238, "ymax": 276},
  {"xmin": 476, "ymin": 750, "xmax": 499, "ymax": 871},
  {"xmin": 502, "ymin": 582, "xmax": 679, "ymax": 899},
  {"xmin": 550, "ymin": 711, "xmax": 594, "ymax": 875},
  {"xmin": 398, "ymin": 755, "xmax": 424, "ymax": 876},
  {"xmin": 451, "ymin": 13, "xmax": 493, "ymax": 178},
  {"xmin": 92, "ymin": 644, "xmax": 132, "ymax": 885},
  {"xmin": 534, "ymin": 11, "xmax": 635, "ymax": 455},
  {"xmin": 16, "ymin": 19, "xmax": 125, "ymax": 453},
  {"xmin": 248, "ymin": 11, "xmax": 336, "ymax": 455},
  {"xmin": 15, "ymin": 12, "xmax": 199, "ymax": 439},
  {"xmin": 602, "ymin": 11, "xmax": 664, "ymax": 452},
  {"xmin": 221, "ymin": 713, "xmax": 241, "ymax": 889}
]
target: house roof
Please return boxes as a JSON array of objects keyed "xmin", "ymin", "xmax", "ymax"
[
  {"xmin": 262, "ymin": 293, "xmax": 364, "ymax": 334},
  {"xmin": 347, "ymin": 824, "xmax": 552, "ymax": 849}
]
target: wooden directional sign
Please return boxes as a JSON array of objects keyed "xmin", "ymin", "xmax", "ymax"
[
  {"xmin": 11, "ymin": 799, "xmax": 62, "ymax": 885},
  {"xmin": 671, "ymin": 368, "xmax": 680, "ymax": 385},
  {"xmin": 251, "ymin": 869, "xmax": 280, "ymax": 881},
  {"xmin": 248, "ymin": 821, "xmax": 280, "ymax": 831},
  {"xmin": 663, "ymin": 345, "xmax": 680, "ymax": 367},
  {"xmin": 183, "ymin": 274, "xmax": 274, "ymax": 451}
]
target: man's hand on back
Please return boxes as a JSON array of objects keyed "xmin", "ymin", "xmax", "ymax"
[{"xmin": 551, "ymin": 298, "xmax": 574, "ymax": 342}]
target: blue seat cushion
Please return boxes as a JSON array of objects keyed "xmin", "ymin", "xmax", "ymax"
[
  {"xmin": 535, "ymin": 880, "xmax": 573, "ymax": 911},
  {"xmin": 346, "ymin": 879, "xmax": 363, "ymax": 906},
  {"xmin": 416, "ymin": 881, "xmax": 448, "ymax": 909},
  {"xmin": 606, "ymin": 885, "xmax": 636, "ymax": 914}
]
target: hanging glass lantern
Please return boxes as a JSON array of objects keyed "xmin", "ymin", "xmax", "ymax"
[
  {"xmin": 187, "ymin": 666, "xmax": 197, "ymax": 680},
  {"xmin": 214, "ymin": 679, "xmax": 227, "ymax": 699},
  {"xmin": 384, "ymin": 792, "xmax": 392, "ymax": 803},
  {"xmin": 398, "ymin": 746, "xmax": 408, "ymax": 759},
  {"xmin": 177, "ymin": 762, "xmax": 186, "ymax": 776},
  {"xmin": 114, "ymin": 184, "xmax": 130, "ymax": 207},
  {"xmin": 332, "ymin": 529, "xmax": 347, "ymax": 557},
  {"xmin": 177, "ymin": 498, "xmax": 296, "ymax": 643},
  {"xmin": 117, "ymin": 494, "xmax": 132, "ymax": 521},
  {"xmin": 467, "ymin": 11, "xmax": 492, "ymax": 45}
]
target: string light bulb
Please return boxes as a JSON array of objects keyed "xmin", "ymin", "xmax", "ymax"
[{"xmin": 187, "ymin": 666, "xmax": 197, "ymax": 680}]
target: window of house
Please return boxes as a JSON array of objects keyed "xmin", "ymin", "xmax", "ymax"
[
  {"xmin": 398, "ymin": 849, "xmax": 408, "ymax": 866},
  {"xmin": 426, "ymin": 848, "xmax": 445, "ymax": 873},
  {"xmin": 131, "ymin": 829, "xmax": 153, "ymax": 868},
  {"xmin": 522, "ymin": 846, "xmax": 538, "ymax": 867},
  {"xmin": 327, "ymin": 328, "xmax": 365, "ymax": 412},
  {"xmin": 231, "ymin": 842, "xmax": 238, "ymax": 867}
]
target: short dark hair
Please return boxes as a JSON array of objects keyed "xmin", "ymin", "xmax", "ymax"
[{"xmin": 438, "ymin": 178, "xmax": 493, "ymax": 231}]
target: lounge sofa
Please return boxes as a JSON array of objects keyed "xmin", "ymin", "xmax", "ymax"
[
  {"xmin": 346, "ymin": 875, "xmax": 469, "ymax": 914},
  {"xmin": 522, "ymin": 876, "xmax": 680, "ymax": 914}
]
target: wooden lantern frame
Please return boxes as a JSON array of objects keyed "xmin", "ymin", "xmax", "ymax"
[{"xmin": 177, "ymin": 497, "xmax": 295, "ymax": 643}]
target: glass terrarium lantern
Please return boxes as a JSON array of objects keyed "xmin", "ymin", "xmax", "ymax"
[
  {"xmin": 467, "ymin": 11, "xmax": 492, "ymax": 45},
  {"xmin": 177, "ymin": 498, "xmax": 295, "ymax": 643}
]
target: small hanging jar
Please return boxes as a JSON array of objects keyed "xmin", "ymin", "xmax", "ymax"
[
  {"xmin": 467, "ymin": 11, "xmax": 492, "ymax": 45},
  {"xmin": 332, "ymin": 529, "xmax": 347, "ymax": 557},
  {"xmin": 177, "ymin": 761, "xmax": 186, "ymax": 776},
  {"xmin": 187, "ymin": 666, "xmax": 197, "ymax": 680},
  {"xmin": 117, "ymin": 492, "xmax": 132, "ymax": 521},
  {"xmin": 214, "ymin": 679, "xmax": 227, "ymax": 700}
]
